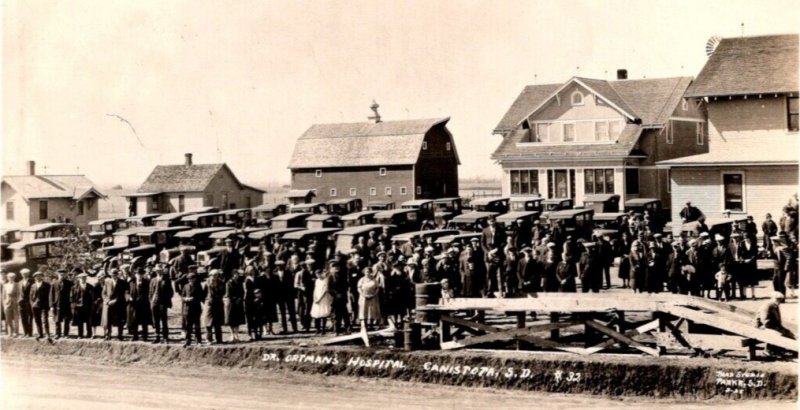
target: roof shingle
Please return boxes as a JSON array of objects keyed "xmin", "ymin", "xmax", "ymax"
[
  {"xmin": 288, "ymin": 118, "xmax": 450, "ymax": 169},
  {"xmin": 685, "ymin": 34, "xmax": 799, "ymax": 98},
  {"xmin": 2, "ymin": 175, "xmax": 104, "ymax": 200}
]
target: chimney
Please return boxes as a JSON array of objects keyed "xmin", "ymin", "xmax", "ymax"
[
  {"xmin": 616, "ymin": 69, "xmax": 628, "ymax": 80},
  {"xmin": 185, "ymin": 153, "xmax": 193, "ymax": 166},
  {"xmin": 26, "ymin": 160, "xmax": 35, "ymax": 176}
]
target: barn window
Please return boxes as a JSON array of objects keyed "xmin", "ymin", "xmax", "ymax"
[
  {"xmin": 385, "ymin": 187, "xmax": 392, "ymax": 196},
  {"xmin": 422, "ymin": 141, "xmax": 428, "ymax": 150},
  {"xmin": 722, "ymin": 172, "xmax": 745, "ymax": 212},
  {"xmin": 789, "ymin": 96, "xmax": 799, "ymax": 131},
  {"xmin": 400, "ymin": 186, "xmax": 407, "ymax": 195},
  {"xmin": 330, "ymin": 188, "xmax": 337, "ymax": 197},
  {"xmin": 570, "ymin": 91, "xmax": 584, "ymax": 106},
  {"xmin": 6, "ymin": 201, "xmax": 13, "ymax": 221},
  {"xmin": 379, "ymin": 167, "xmax": 387, "ymax": 176},
  {"xmin": 39, "ymin": 200, "xmax": 48, "ymax": 220},
  {"xmin": 446, "ymin": 142, "xmax": 451, "ymax": 151},
  {"xmin": 349, "ymin": 188, "xmax": 357, "ymax": 197},
  {"xmin": 369, "ymin": 187, "xmax": 377, "ymax": 196},
  {"xmin": 315, "ymin": 169, "xmax": 322, "ymax": 178}
]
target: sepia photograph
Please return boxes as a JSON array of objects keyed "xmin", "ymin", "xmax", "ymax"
[{"xmin": 1, "ymin": 1, "xmax": 799, "ymax": 408}]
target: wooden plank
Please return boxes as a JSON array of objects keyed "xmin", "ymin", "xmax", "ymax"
[
  {"xmin": 654, "ymin": 332, "xmax": 755, "ymax": 351},
  {"xmin": 663, "ymin": 318, "xmax": 694, "ymax": 350},
  {"xmin": 585, "ymin": 319, "xmax": 660, "ymax": 357},
  {"xmin": 318, "ymin": 328, "xmax": 395, "ymax": 346},
  {"xmin": 441, "ymin": 326, "xmax": 570, "ymax": 351},
  {"xmin": 659, "ymin": 304, "xmax": 798, "ymax": 352}
]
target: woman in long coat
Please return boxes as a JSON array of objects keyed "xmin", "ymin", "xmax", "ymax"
[
  {"xmin": 357, "ymin": 267, "xmax": 382, "ymax": 331},
  {"xmin": 541, "ymin": 247, "xmax": 559, "ymax": 292},
  {"xmin": 260, "ymin": 267, "xmax": 279, "ymax": 335},
  {"xmin": 101, "ymin": 271, "xmax": 128, "ymax": 340},
  {"xmin": 629, "ymin": 243, "xmax": 647, "ymax": 293},
  {"xmin": 224, "ymin": 269, "xmax": 246, "ymax": 342}
]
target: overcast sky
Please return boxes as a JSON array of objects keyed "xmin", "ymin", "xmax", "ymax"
[{"xmin": 4, "ymin": 0, "xmax": 799, "ymax": 188}]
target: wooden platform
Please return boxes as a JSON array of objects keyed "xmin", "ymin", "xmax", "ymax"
[{"xmin": 420, "ymin": 294, "xmax": 798, "ymax": 360}]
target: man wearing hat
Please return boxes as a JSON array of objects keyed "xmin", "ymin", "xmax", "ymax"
[
  {"xmin": 218, "ymin": 239, "xmax": 242, "ymax": 281},
  {"xmin": 480, "ymin": 216, "xmax": 507, "ymax": 266},
  {"xmin": 127, "ymin": 267, "xmax": 152, "ymax": 341},
  {"xmin": 102, "ymin": 268, "xmax": 128, "ymax": 341},
  {"xmin": 19, "ymin": 268, "xmax": 34, "ymax": 337},
  {"xmin": 272, "ymin": 260, "xmax": 297, "ymax": 334},
  {"xmin": 328, "ymin": 260, "xmax": 350, "ymax": 334},
  {"xmin": 149, "ymin": 265, "xmax": 173, "ymax": 343},
  {"xmin": 577, "ymin": 242, "xmax": 602, "ymax": 293},
  {"xmin": 294, "ymin": 260, "xmax": 314, "ymax": 332},
  {"xmin": 181, "ymin": 271, "xmax": 204, "ymax": 346},
  {"xmin": 30, "ymin": 271, "xmax": 52, "ymax": 340},
  {"xmin": 70, "ymin": 272, "xmax": 95, "ymax": 338},
  {"xmin": 170, "ymin": 246, "xmax": 194, "ymax": 285},
  {"xmin": 665, "ymin": 241, "xmax": 688, "ymax": 294},
  {"xmin": 679, "ymin": 201, "xmax": 704, "ymax": 223},
  {"xmin": 50, "ymin": 269, "xmax": 74, "ymax": 338},
  {"xmin": 437, "ymin": 248, "xmax": 460, "ymax": 295},
  {"xmin": 756, "ymin": 292, "xmax": 795, "ymax": 347}
]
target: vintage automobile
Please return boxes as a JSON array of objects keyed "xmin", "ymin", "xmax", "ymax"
[
  {"xmin": 470, "ymin": 197, "xmax": 510, "ymax": 214},
  {"xmin": 219, "ymin": 208, "xmax": 253, "ymax": 228},
  {"xmin": 374, "ymin": 209, "xmax": 421, "ymax": 234},
  {"xmin": 279, "ymin": 228, "xmax": 342, "ymax": 259},
  {"xmin": 120, "ymin": 226, "xmax": 191, "ymax": 268},
  {"xmin": 1, "ymin": 237, "xmax": 68, "ymax": 273},
  {"xmin": 446, "ymin": 211, "xmax": 498, "ymax": 232},
  {"xmin": 252, "ymin": 203, "xmax": 288, "ymax": 226},
  {"xmin": 305, "ymin": 214, "xmax": 343, "ymax": 229},
  {"xmin": 508, "ymin": 196, "xmax": 544, "ymax": 212},
  {"xmin": 583, "ymin": 194, "xmax": 621, "ymax": 213},
  {"xmin": 289, "ymin": 202, "xmax": 326, "ymax": 214},
  {"xmin": 246, "ymin": 227, "xmax": 306, "ymax": 252},
  {"xmin": 391, "ymin": 229, "xmax": 460, "ymax": 250},
  {"xmin": 592, "ymin": 212, "xmax": 627, "ymax": 239},
  {"xmin": 95, "ymin": 227, "xmax": 152, "ymax": 262},
  {"xmin": 87, "ymin": 218, "xmax": 129, "ymax": 248},
  {"xmin": 341, "ymin": 210, "xmax": 380, "ymax": 227},
  {"xmin": 270, "ymin": 212, "xmax": 313, "ymax": 230},
  {"xmin": 432, "ymin": 197, "xmax": 464, "ymax": 226},
  {"xmin": 158, "ymin": 227, "xmax": 234, "ymax": 264},
  {"xmin": 623, "ymin": 198, "xmax": 662, "ymax": 216},
  {"xmin": 125, "ymin": 213, "xmax": 162, "ymax": 228},
  {"xmin": 0, "ymin": 229, "xmax": 20, "ymax": 263},
  {"xmin": 496, "ymin": 211, "xmax": 541, "ymax": 232},
  {"xmin": 366, "ymin": 200, "xmax": 395, "ymax": 211},
  {"xmin": 194, "ymin": 227, "xmax": 270, "ymax": 267},
  {"xmin": 400, "ymin": 199, "xmax": 435, "ymax": 221},
  {"xmin": 180, "ymin": 212, "xmax": 226, "ymax": 229},
  {"xmin": 153, "ymin": 211, "xmax": 201, "ymax": 228},
  {"xmin": 325, "ymin": 198, "xmax": 364, "ymax": 216},
  {"xmin": 547, "ymin": 208, "xmax": 595, "ymax": 239},
  {"xmin": 19, "ymin": 223, "xmax": 76, "ymax": 242},
  {"xmin": 333, "ymin": 224, "xmax": 388, "ymax": 254},
  {"xmin": 434, "ymin": 232, "xmax": 481, "ymax": 250},
  {"xmin": 540, "ymin": 198, "xmax": 575, "ymax": 221},
  {"xmin": 680, "ymin": 217, "xmax": 744, "ymax": 240}
]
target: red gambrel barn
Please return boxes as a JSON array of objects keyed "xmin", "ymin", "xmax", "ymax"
[{"xmin": 288, "ymin": 117, "xmax": 460, "ymax": 207}]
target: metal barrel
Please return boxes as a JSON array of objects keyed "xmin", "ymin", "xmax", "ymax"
[
  {"xmin": 414, "ymin": 282, "xmax": 441, "ymax": 323},
  {"xmin": 403, "ymin": 321, "xmax": 422, "ymax": 351}
]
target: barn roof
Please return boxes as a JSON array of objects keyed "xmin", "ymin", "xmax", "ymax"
[
  {"xmin": 685, "ymin": 34, "xmax": 799, "ymax": 98},
  {"xmin": 2, "ymin": 174, "xmax": 105, "ymax": 201},
  {"xmin": 493, "ymin": 77, "xmax": 694, "ymax": 133},
  {"xmin": 288, "ymin": 118, "xmax": 454, "ymax": 169},
  {"xmin": 137, "ymin": 163, "xmax": 264, "ymax": 193}
]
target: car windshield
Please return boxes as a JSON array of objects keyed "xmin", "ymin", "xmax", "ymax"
[
  {"xmin": 90, "ymin": 225, "xmax": 104, "ymax": 232},
  {"xmin": 12, "ymin": 248, "xmax": 26, "ymax": 261},
  {"xmin": 113, "ymin": 235, "xmax": 130, "ymax": 247}
]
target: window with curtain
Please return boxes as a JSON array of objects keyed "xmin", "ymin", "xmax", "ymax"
[{"xmin": 723, "ymin": 173, "xmax": 744, "ymax": 211}]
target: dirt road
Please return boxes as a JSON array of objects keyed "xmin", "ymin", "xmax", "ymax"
[{"xmin": 1, "ymin": 356, "xmax": 794, "ymax": 410}]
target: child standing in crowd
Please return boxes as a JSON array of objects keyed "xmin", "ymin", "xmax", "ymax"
[
  {"xmin": 310, "ymin": 269, "xmax": 332, "ymax": 334},
  {"xmin": 715, "ymin": 263, "xmax": 731, "ymax": 301}
]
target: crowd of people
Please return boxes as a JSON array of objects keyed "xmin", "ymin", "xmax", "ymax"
[{"xmin": 1, "ymin": 201, "xmax": 798, "ymax": 346}]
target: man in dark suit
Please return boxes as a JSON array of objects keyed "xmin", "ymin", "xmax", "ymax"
[
  {"xmin": 127, "ymin": 268, "xmax": 152, "ymax": 341},
  {"xmin": 70, "ymin": 272, "xmax": 95, "ymax": 338},
  {"xmin": 181, "ymin": 272, "xmax": 204, "ymax": 346},
  {"xmin": 102, "ymin": 268, "xmax": 128, "ymax": 341},
  {"xmin": 170, "ymin": 246, "xmax": 194, "ymax": 292},
  {"xmin": 49, "ymin": 269, "xmax": 73, "ymax": 338},
  {"xmin": 149, "ymin": 265, "xmax": 173, "ymax": 343},
  {"xmin": 480, "ymin": 217, "xmax": 507, "ymax": 261},
  {"xmin": 271, "ymin": 260, "xmax": 297, "ymax": 334},
  {"xmin": 679, "ymin": 201, "xmax": 704, "ymax": 223},
  {"xmin": 18, "ymin": 269, "xmax": 34, "ymax": 337},
  {"xmin": 30, "ymin": 272, "xmax": 51, "ymax": 340}
]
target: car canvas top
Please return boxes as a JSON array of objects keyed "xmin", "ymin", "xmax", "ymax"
[
  {"xmin": 174, "ymin": 227, "xmax": 234, "ymax": 238},
  {"xmin": 8, "ymin": 236, "xmax": 66, "ymax": 249},
  {"xmin": 450, "ymin": 211, "xmax": 498, "ymax": 222},
  {"xmin": 496, "ymin": 211, "xmax": 540, "ymax": 223},
  {"xmin": 248, "ymin": 227, "xmax": 305, "ymax": 240}
]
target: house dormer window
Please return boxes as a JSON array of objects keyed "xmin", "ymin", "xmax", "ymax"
[
  {"xmin": 682, "ymin": 99, "xmax": 689, "ymax": 111},
  {"xmin": 570, "ymin": 91, "xmax": 584, "ymax": 106}
]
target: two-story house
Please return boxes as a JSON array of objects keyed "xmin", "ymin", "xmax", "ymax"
[
  {"xmin": 288, "ymin": 113, "xmax": 460, "ymax": 205},
  {"xmin": 126, "ymin": 153, "xmax": 264, "ymax": 216},
  {"xmin": 492, "ymin": 72, "xmax": 707, "ymax": 215},
  {"xmin": 658, "ymin": 34, "xmax": 798, "ymax": 228},
  {"xmin": 2, "ymin": 161, "xmax": 105, "ymax": 230}
]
